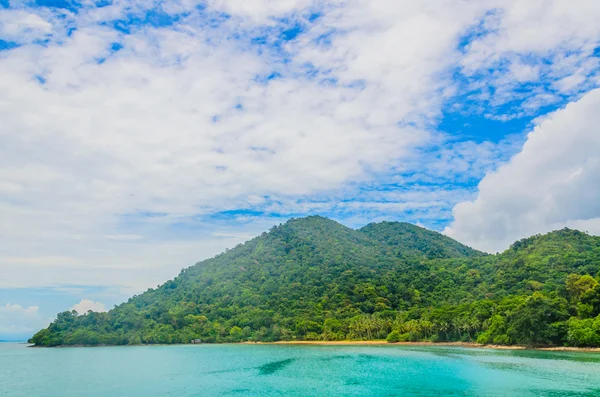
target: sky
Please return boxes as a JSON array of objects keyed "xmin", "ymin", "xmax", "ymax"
[{"xmin": 1, "ymin": 0, "xmax": 600, "ymax": 340}]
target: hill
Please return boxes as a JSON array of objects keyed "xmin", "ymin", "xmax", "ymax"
[{"xmin": 29, "ymin": 217, "xmax": 600, "ymax": 347}]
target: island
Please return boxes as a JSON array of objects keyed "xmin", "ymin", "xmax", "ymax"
[{"xmin": 29, "ymin": 216, "xmax": 600, "ymax": 348}]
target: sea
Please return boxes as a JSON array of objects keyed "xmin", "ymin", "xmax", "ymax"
[{"xmin": 1, "ymin": 342, "xmax": 599, "ymax": 396}]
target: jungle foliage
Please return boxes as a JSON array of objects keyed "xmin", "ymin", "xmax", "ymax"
[{"xmin": 30, "ymin": 216, "xmax": 600, "ymax": 347}]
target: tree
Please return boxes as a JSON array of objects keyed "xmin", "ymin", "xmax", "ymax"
[
  {"xmin": 567, "ymin": 315, "xmax": 600, "ymax": 347},
  {"xmin": 386, "ymin": 330, "xmax": 406, "ymax": 343},
  {"xmin": 566, "ymin": 274, "xmax": 598, "ymax": 303},
  {"xmin": 506, "ymin": 293, "xmax": 569, "ymax": 346}
]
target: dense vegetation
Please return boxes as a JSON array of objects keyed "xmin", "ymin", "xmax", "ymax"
[{"xmin": 30, "ymin": 216, "xmax": 600, "ymax": 347}]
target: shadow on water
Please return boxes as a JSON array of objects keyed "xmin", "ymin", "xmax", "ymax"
[
  {"xmin": 345, "ymin": 378, "xmax": 361, "ymax": 386},
  {"xmin": 257, "ymin": 358, "xmax": 296, "ymax": 375}
]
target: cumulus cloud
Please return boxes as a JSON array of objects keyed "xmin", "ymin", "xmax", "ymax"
[
  {"xmin": 446, "ymin": 88, "xmax": 600, "ymax": 252},
  {"xmin": 71, "ymin": 299, "xmax": 107, "ymax": 314},
  {"xmin": 0, "ymin": 10, "xmax": 53, "ymax": 40},
  {"xmin": 0, "ymin": 303, "xmax": 48, "ymax": 337}
]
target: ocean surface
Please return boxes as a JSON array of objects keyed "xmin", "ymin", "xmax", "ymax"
[{"xmin": 1, "ymin": 342, "xmax": 600, "ymax": 396}]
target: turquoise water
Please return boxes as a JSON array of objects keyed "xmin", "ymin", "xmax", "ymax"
[{"xmin": 1, "ymin": 343, "xmax": 600, "ymax": 396}]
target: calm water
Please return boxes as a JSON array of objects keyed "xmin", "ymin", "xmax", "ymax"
[{"xmin": 1, "ymin": 343, "xmax": 600, "ymax": 396}]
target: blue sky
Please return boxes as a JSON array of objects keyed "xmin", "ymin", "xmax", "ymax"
[{"xmin": 1, "ymin": 0, "xmax": 600, "ymax": 340}]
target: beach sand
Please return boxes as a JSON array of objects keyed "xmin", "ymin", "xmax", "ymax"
[{"xmin": 246, "ymin": 340, "xmax": 600, "ymax": 352}]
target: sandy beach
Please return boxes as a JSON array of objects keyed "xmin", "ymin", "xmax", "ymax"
[
  {"xmin": 29, "ymin": 340, "xmax": 600, "ymax": 352},
  {"xmin": 247, "ymin": 340, "xmax": 600, "ymax": 352}
]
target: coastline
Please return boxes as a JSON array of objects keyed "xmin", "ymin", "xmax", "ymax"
[
  {"xmin": 248, "ymin": 340, "xmax": 600, "ymax": 352},
  {"xmin": 27, "ymin": 340, "xmax": 600, "ymax": 352}
]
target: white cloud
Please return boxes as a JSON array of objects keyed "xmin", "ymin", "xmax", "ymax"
[
  {"xmin": 208, "ymin": 0, "xmax": 318, "ymax": 22},
  {"xmin": 0, "ymin": 0, "xmax": 599, "ymax": 294},
  {"xmin": 459, "ymin": 0, "xmax": 600, "ymax": 112},
  {"xmin": 0, "ymin": 303, "xmax": 48, "ymax": 337},
  {"xmin": 463, "ymin": 0, "xmax": 600, "ymax": 61},
  {"xmin": 71, "ymin": 299, "xmax": 107, "ymax": 314},
  {"xmin": 0, "ymin": 303, "xmax": 38, "ymax": 315},
  {"xmin": 0, "ymin": 10, "xmax": 53, "ymax": 40},
  {"xmin": 508, "ymin": 61, "xmax": 539, "ymax": 83},
  {"xmin": 446, "ymin": 88, "xmax": 600, "ymax": 252}
]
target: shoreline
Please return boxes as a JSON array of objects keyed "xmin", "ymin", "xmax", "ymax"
[
  {"xmin": 248, "ymin": 340, "xmax": 600, "ymax": 352},
  {"xmin": 26, "ymin": 340, "xmax": 600, "ymax": 352}
]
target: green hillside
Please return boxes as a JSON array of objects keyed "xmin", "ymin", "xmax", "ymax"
[
  {"xmin": 359, "ymin": 221, "xmax": 483, "ymax": 259},
  {"xmin": 30, "ymin": 217, "xmax": 600, "ymax": 347}
]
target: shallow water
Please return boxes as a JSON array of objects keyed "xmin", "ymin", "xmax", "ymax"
[{"xmin": 1, "ymin": 342, "xmax": 599, "ymax": 396}]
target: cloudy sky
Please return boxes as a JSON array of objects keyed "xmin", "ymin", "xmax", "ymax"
[{"xmin": 1, "ymin": 0, "xmax": 599, "ymax": 339}]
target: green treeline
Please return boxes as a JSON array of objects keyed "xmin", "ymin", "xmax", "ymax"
[{"xmin": 29, "ymin": 217, "xmax": 600, "ymax": 347}]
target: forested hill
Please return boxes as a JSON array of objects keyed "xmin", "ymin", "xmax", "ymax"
[{"xmin": 30, "ymin": 216, "xmax": 600, "ymax": 347}]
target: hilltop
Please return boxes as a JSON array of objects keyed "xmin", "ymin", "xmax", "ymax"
[{"xmin": 30, "ymin": 217, "xmax": 600, "ymax": 347}]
